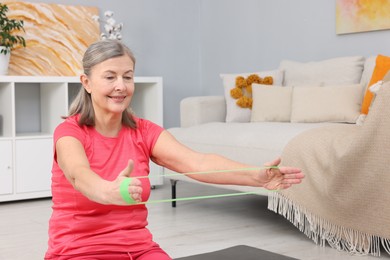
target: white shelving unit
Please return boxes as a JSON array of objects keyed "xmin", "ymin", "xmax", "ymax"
[{"xmin": 0, "ymin": 76, "xmax": 163, "ymax": 202}]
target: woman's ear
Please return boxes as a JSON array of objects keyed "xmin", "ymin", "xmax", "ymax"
[{"xmin": 80, "ymin": 74, "xmax": 92, "ymax": 94}]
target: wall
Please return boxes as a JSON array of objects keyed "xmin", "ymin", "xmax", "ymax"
[
  {"xmin": 18, "ymin": 0, "xmax": 390, "ymax": 127},
  {"xmin": 199, "ymin": 0, "xmax": 390, "ymax": 95}
]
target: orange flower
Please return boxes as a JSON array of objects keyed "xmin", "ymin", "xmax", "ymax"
[
  {"xmin": 246, "ymin": 74, "xmax": 262, "ymax": 85},
  {"xmin": 230, "ymin": 87, "xmax": 243, "ymax": 99},
  {"xmin": 236, "ymin": 96, "xmax": 252, "ymax": 108},
  {"xmin": 246, "ymin": 85, "xmax": 252, "ymax": 94},
  {"xmin": 262, "ymin": 76, "xmax": 273, "ymax": 85},
  {"xmin": 235, "ymin": 76, "xmax": 247, "ymax": 88}
]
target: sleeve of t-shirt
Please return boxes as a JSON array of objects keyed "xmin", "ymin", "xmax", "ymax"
[
  {"xmin": 137, "ymin": 118, "xmax": 164, "ymax": 156},
  {"xmin": 52, "ymin": 116, "xmax": 86, "ymax": 162}
]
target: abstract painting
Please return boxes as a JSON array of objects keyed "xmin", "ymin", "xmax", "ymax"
[
  {"xmin": 4, "ymin": 1, "xmax": 100, "ymax": 76},
  {"xmin": 336, "ymin": 0, "xmax": 390, "ymax": 34}
]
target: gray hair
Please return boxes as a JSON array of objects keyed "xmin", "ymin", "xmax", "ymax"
[
  {"xmin": 83, "ymin": 39, "xmax": 136, "ymax": 76},
  {"xmin": 67, "ymin": 40, "xmax": 137, "ymax": 128}
]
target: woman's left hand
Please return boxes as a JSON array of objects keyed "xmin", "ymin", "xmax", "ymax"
[{"xmin": 258, "ymin": 157, "xmax": 304, "ymax": 190}]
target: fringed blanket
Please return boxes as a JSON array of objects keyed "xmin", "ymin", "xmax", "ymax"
[{"xmin": 268, "ymin": 82, "xmax": 390, "ymax": 256}]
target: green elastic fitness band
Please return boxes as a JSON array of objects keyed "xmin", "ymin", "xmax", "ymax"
[{"xmin": 120, "ymin": 178, "xmax": 136, "ymax": 204}]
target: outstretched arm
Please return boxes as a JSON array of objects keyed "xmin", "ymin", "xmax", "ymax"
[{"xmin": 151, "ymin": 131, "xmax": 304, "ymax": 190}]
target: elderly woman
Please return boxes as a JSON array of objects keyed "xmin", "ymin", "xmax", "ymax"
[{"xmin": 45, "ymin": 40, "xmax": 304, "ymax": 260}]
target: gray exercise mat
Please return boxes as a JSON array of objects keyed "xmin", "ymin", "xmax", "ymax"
[{"xmin": 174, "ymin": 245, "xmax": 298, "ymax": 260}]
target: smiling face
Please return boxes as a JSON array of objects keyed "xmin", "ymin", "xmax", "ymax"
[{"xmin": 81, "ymin": 55, "xmax": 135, "ymax": 120}]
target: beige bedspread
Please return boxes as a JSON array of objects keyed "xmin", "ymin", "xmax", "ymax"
[{"xmin": 268, "ymin": 82, "xmax": 390, "ymax": 256}]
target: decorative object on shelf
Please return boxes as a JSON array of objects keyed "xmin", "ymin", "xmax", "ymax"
[
  {"xmin": 92, "ymin": 11, "xmax": 123, "ymax": 40},
  {"xmin": 0, "ymin": 3, "xmax": 26, "ymax": 75},
  {"xmin": 3, "ymin": 1, "xmax": 99, "ymax": 76},
  {"xmin": 336, "ymin": 0, "xmax": 390, "ymax": 34}
]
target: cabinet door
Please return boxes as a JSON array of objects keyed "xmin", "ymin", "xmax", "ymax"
[
  {"xmin": 15, "ymin": 139, "xmax": 52, "ymax": 193},
  {"xmin": 0, "ymin": 140, "xmax": 13, "ymax": 195}
]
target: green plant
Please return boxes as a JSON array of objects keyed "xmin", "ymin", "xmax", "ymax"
[{"xmin": 0, "ymin": 3, "xmax": 26, "ymax": 55}]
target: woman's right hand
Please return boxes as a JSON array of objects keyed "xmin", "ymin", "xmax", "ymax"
[{"xmin": 108, "ymin": 160, "xmax": 143, "ymax": 205}]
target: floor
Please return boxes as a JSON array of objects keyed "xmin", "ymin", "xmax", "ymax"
[{"xmin": 0, "ymin": 181, "xmax": 388, "ymax": 260}]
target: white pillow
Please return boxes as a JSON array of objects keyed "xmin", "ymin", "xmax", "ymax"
[
  {"xmin": 220, "ymin": 70, "xmax": 283, "ymax": 122},
  {"xmin": 251, "ymin": 84, "xmax": 293, "ymax": 122},
  {"xmin": 360, "ymin": 56, "xmax": 377, "ymax": 89},
  {"xmin": 291, "ymin": 83, "xmax": 323, "ymax": 88},
  {"xmin": 290, "ymin": 84, "xmax": 364, "ymax": 123},
  {"xmin": 279, "ymin": 56, "xmax": 365, "ymax": 86}
]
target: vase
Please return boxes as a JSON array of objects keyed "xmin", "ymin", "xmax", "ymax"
[{"xmin": 0, "ymin": 46, "xmax": 11, "ymax": 75}]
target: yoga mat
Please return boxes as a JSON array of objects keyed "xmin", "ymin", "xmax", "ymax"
[{"xmin": 174, "ymin": 245, "xmax": 298, "ymax": 260}]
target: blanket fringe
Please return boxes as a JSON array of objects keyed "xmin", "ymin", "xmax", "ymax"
[{"xmin": 268, "ymin": 192, "xmax": 390, "ymax": 257}]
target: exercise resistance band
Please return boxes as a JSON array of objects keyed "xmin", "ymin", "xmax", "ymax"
[{"xmin": 120, "ymin": 166, "xmax": 280, "ymax": 205}]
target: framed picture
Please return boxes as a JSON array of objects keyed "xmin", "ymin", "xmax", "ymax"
[
  {"xmin": 336, "ymin": 0, "xmax": 390, "ymax": 35},
  {"xmin": 5, "ymin": 1, "xmax": 100, "ymax": 76}
]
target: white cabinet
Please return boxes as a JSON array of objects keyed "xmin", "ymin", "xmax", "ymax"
[
  {"xmin": 0, "ymin": 140, "xmax": 12, "ymax": 195},
  {"xmin": 15, "ymin": 139, "xmax": 52, "ymax": 193},
  {"xmin": 0, "ymin": 76, "xmax": 163, "ymax": 202}
]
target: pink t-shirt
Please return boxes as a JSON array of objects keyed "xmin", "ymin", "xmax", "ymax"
[{"xmin": 45, "ymin": 115, "xmax": 164, "ymax": 258}]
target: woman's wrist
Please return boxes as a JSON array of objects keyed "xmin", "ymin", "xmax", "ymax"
[
  {"xmin": 251, "ymin": 168, "xmax": 266, "ymax": 187},
  {"xmin": 85, "ymin": 178, "xmax": 111, "ymax": 205},
  {"xmin": 100, "ymin": 180, "xmax": 112, "ymax": 204}
]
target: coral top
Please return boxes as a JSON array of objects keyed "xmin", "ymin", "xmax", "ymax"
[{"xmin": 45, "ymin": 115, "xmax": 164, "ymax": 258}]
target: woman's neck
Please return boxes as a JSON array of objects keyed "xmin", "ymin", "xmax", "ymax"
[{"xmin": 94, "ymin": 113, "xmax": 122, "ymax": 137}]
